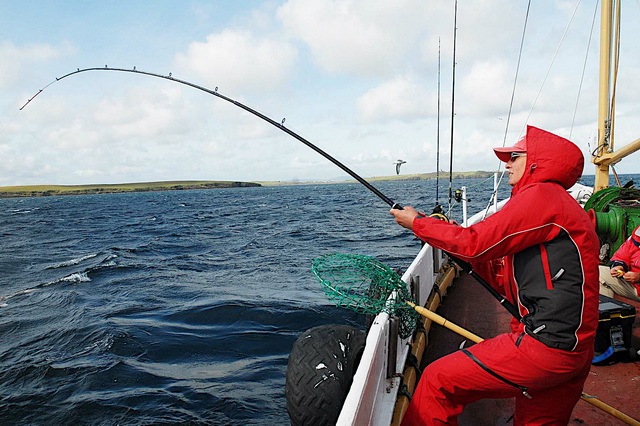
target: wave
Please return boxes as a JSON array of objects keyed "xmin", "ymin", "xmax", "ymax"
[
  {"xmin": 0, "ymin": 256, "xmax": 119, "ymax": 306},
  {"xmin": 8, "ymin": 207, "xmax": 40, "ymax": 214},
  {"xmin": 47, "ymin": 257, "xmax": 120, "ymax": 285},
  {"xmin": 58, "ymin": 272, "xmax": 91, "ymax": 283},
  {"xmin": 45, "ymin": 253, "xmax": 99, "ymax": 269},
  {"xmin": 0, "ymin": 274, "xmax": 92, "ymax": 306},
  {"xmin": 0, "ymin": 288, "xmax": 39, "ymax": 305}
]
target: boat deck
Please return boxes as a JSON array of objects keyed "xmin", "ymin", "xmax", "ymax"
[{"xmin": 421, "ymin": 271, "xmax": 640, "ymax": 425}]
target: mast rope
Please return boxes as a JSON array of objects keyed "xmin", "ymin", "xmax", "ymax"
[
  {"xmin": 609, "ymin": 0, "xmax": 621, "ymax": 152},
  {"xmin": 590, "ymin": 0, "xmax": 621, "ymax": 159},
  {"xmin": 519, "ymin": 0, "xmax": 582, "ymax": 139},
  {"xmin": 483, "ymin": 1, "xmax": 584, "ymax": 220},
  {"xmin": 570, "ymin": 1, "xmax": 599, "ymax": 140},
  {"xmin": 500, "ymin": 0, "xmax": 531, "ymax": 149},
  {"xmin": 480, "ymin": 1, "xmax": 532, "ymax": 220}
]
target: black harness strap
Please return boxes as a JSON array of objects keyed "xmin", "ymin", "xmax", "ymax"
[{"xmin": 461, "ymin": 349, "xmax": 532, "ymax": 399}]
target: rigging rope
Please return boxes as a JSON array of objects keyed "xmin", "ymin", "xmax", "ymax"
[
  {"xmin": 610, "ymin": 0, "xmax": 621, "ymax": 151},
  {"xmin": 519, "ymin": 0, "xmax": 582, "ymax": 138},
  {"xmin": 590, "ymin": 0, "xmax": 621, "ymax": 159},
  {"xmin": 501, "ymin": 0, "xmax": 531, "ymax": 148},
  {"xmin": 484, "ymin": 0, "xmax": 586, "ymax": 220},
  {"xmin": 480, "ymin": 1, "xmax": 532, "ymax": 220},
  {"xmin": 570, "ymin": 1, "xmax": 599, "ymax": 140}
]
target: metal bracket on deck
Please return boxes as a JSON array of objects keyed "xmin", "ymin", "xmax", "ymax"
[
  {"xmin": 432, "ymin": 247, "xmax": 442, "ymax": 275},
  {"xmin": 410, "ymin": 275, "xmax": 420, "ymax": 306},
  {"xmin": 387, "ymin": 316, "xmax": 399, "ymax": 379}
]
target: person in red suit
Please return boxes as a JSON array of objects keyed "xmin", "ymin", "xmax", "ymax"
[
  {"xmin": 391, "ymin": 126, "xmax": 600, "ymax": 425},
  {"xmin": 599, "ymin": 225, "xmax": 640, "ymax": 302}
]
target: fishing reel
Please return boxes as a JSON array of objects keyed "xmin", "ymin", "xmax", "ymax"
[
  {"xmin": 452, "ymin": 188, "xmax": 472, "ymax": 203},
  {"xmin": 429, "ymin": 204, "xmax": 450, "ymax": 223},
  {"xmin": 448, "ymin": 188, "xmax": 468, "ymax": 204}
]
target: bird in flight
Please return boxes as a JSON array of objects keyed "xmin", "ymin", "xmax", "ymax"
[{"xmin": 393, "ymin": 159, "xmax": 406, "ymax": 175}]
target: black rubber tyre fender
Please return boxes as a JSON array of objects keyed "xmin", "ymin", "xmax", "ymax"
[{"xmin": 285, "ymin": 324, "xmax": 367, "ymax": 426}]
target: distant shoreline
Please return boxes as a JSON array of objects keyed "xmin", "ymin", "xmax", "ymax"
[
  {"xmin": 0, "ymin": 171, "xmax": 498, "ymax": 198},
  {"xmin": 259, "ymin": 170, "xmax": 498, "ymax": 186},
  {"xmin": 0, "ymin": 181, "xmax": 261, "ymax": 198}
]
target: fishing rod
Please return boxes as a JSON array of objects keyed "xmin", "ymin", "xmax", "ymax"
[
  {"xmin": 435, "ymin": 37, "xmax": 442, "ymax": 211},
  {"xmin": 21, "ymin": 66, "xmax": 520, "ymax": 319},
  {"xmin": 447, "ymin": 0, "xmax": 458, "ymax": 208},
  {"xmin": 20, "ymin": 66, "xmax": 402, "ymax": 210}
]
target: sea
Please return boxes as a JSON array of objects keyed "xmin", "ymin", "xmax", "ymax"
[{"xmin": 0, "ymin": 174, "xmax": 634, "ymax": 425}]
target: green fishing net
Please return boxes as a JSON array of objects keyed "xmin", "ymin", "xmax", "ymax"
[{"xmin": 311, "ymin": 253, "xmax": 419, "ymax": 338}]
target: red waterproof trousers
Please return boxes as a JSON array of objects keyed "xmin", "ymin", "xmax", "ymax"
[{"xmin": 401, "ymin": 332, "xmax": 593, "ymax": 425}]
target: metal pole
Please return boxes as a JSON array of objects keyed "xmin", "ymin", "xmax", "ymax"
[
  {"xmin": 493, "ymin": 173, "xmax": 498, "ymax": 211},
  {"xmin": 462, "ymin": 186, "xmax": 468, "ymax": 226}
]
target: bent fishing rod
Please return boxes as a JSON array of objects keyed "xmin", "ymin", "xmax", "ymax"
[
  {"xmin": 21, "ymin": 66, "xmax": 520, "ymax": 319},
  {"xmin": 20, "ymin": 66, "xmax": 401, "ymax": 210}
]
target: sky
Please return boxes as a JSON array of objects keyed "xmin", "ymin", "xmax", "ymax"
[{"xmin": 1, "ymin": 0, "xmax": 639, "ymax": 186}]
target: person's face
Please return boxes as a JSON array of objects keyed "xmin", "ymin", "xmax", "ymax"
[{"xmin": 506, "ymin": 152, "xmax": 527, "ymax": 186}]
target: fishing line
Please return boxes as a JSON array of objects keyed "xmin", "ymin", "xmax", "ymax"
[
  {"xmin": 0, "ymin": 109, "xmax": 21, "ymax": 139},
  {"xmin": 20, "ymin": 66, "xmax": 402, "ymax": 210}
]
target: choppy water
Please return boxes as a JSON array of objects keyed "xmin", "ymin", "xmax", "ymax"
[{"xmin": 0, "ymin": 174, "xmax": 629, "ymax": 425}]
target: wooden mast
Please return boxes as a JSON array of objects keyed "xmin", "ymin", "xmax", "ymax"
[
  {"xmin": 592, "ymin": 0, "xmax": 640, "ymax": 191},
  {"xmin": 593, "ymin": 0, "xmax": 613, "ymax": 192}
]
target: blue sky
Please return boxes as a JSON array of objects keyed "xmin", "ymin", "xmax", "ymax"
[{"xmin": 1, "ymin": 0, "xmax": 639, "ymax": 186}]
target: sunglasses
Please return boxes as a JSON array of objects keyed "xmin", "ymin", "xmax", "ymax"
[{"xmin": 509, "ymin": 152, "xmax": 527, "ymax": 161}]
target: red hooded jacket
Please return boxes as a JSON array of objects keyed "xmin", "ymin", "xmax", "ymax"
[
  {"xmin": 610, "ymin": 224, "xmax": 640, "ymax": 293},
  {"xmin": 412, "ymin": 126, "xmax": 600, "ymax": 352}
]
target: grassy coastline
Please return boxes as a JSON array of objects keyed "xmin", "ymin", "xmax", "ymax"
[
  {"xmin": 0, "ymin": 180, "xmax": 261, "ymax": 198},
  {"xmin": 258, "ymin": 170, "xmax": 497, "ymax": 186},
  {"xmin": 0, "ymin": 171, "xmax": 496, "ymax": 198}
]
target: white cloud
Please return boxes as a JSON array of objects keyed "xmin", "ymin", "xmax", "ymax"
[
  {"xmin": 0, "ymin": 41, "xmax": 74, "ymax": 89},
  {"xmin": 458, "ymin": 60, "xmax": 515, "ymax": 117},
  {"xmin": 356, "ymin": 75, "xmax": 431, "ymax": 122},
  {"xmin": 276, "ymin": 0, "xmax": 428, "ymax": 77},
  {"xmin": 174, "ymin": 29, "xmax": 298, "ymax": 93}
]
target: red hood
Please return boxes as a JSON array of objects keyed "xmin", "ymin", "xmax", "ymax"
[
  {"xmin": 512, "ymin": 126, "xmax": 584, "ymax": 195},
  {"xmin": 632, "ymin": 225, "xmax": 640, "ymax": 245}
]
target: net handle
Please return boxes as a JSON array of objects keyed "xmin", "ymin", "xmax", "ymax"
[{"xmin": 406, "ymin": 301, "xmax": 483, "ymax": 343}]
